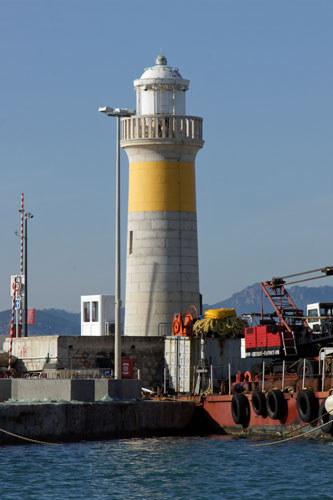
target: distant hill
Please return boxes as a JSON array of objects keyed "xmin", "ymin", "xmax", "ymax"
[
  {"xmin": 0, "ymin": 309, "xmax": 80, "ymax": 336},
  {"xmin": 0, "ymin": 284, "xmax": 332, "ymax": 335},
  {"xmin": 204, "ymin": 284, "xmax": 333, "ymax": 315}
]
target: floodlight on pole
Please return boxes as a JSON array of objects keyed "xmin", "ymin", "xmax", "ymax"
[{"xmin": 99, "ymin": 105, "xmax": 135, "ymax": 380}]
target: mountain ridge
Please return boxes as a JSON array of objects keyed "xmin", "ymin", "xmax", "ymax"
[{"xmin": 0, "ymin": 284, "xmax": 332, "ymax": 335}]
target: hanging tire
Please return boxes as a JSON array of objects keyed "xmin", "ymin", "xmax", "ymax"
[
  {"xmin": 297, "ymin": 389, "xmax": 318, "ymax": 423},
  {"xmin": 319, "ymin": 399, "xmax": 333, "ymax": 434},
  {"xmin": 231, "ymin": 393, "xmax": 249, "ymax": 425},
  {"xmin": 296, "ymin": 358, "xmax": 319, "ymax": 378},
  {"xmin": 252, "ymin": 391, "xmax": 266, "ymax": 417},
  {"xmin": 266, "ymin": 389, "xmax": 286, "ymax": 420}
]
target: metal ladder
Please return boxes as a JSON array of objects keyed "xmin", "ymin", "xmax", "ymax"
[{"xmin": 281, "ymin": 329, "xmax": 298, "ymax": 356}]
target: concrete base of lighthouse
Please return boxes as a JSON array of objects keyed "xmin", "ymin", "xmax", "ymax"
[{"xmin": 125, "ymin": 211, "xmax": 200, "ymax": 336}]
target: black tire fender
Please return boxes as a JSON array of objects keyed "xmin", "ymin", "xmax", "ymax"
[
  {"xmin": 231, "ymin": 393, "xmax": 249, "ymax": 425},
  {"xmin": 252, "ymin": 391, "xmax": 266, "ymax": 417},
  {"xmin": 296, "ymin": 358, "xmax": 319, "ymax": 378},
  {"xmin": 266, "ymin": 389, "xmax": 286, "ymax": 420},
  {"xmin": 318, "ymin": 399, "xmax": 333, "ymax": 434},
  {"xmin": 297, "ymin": 389, "xmax": 318, "ymax": 423}
]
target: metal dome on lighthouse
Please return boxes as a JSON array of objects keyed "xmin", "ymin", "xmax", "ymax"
[
  {"xmin": 134, "ymin": 55, "xmax": 189, "ymax": 116},
  {"xmin": 121, "ymin": 55, "xmax": 204, "ymax": 337}
]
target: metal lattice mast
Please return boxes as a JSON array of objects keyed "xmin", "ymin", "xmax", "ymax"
[{"xmin": 19, "ymin": 193, "xmax": 24, "ymax": 326}]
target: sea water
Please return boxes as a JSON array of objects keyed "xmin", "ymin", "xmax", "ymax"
[{"xmin": 1, "ymin": 436, "xmax": 332, "ymax": 499}]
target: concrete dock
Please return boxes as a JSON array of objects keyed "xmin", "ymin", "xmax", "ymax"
[
  {"xmin": 0, "ymin": 399, "xmax": 196, "ymax": 444},
  {"xmin": 0, "ymin": 378, "xmax": 197, "ymax": 445}
]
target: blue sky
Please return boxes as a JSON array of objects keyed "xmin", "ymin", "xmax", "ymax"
[{"xmin": 1, "ymin": 0, "xmax": 332, "ymax": 312}]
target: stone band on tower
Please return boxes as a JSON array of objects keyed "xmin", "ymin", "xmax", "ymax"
[{"xmin": 121, "ymin": 55, "xmax": 204, "ymax": 336}]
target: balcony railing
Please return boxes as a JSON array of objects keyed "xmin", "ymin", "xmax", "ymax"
[{"xmin": 121, "ymin": 115, "xmax": 203, "ymax": 142}]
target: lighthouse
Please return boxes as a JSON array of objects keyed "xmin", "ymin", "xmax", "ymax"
[{"xmin": 121, "ymin": 55, "xmax": 204, "ymax": 336}]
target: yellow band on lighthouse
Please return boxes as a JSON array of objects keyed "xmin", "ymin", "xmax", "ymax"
[{"xmin": 128, "ymin": 161, "xmax": 197, "ymax": 212}]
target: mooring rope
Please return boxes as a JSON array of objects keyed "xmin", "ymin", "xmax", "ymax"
[
  {"xmin": 251, "ymin": 420, "xmax": 333, "ymax": 446},
  {"xmin": 251, "ymin": 411, "xmax": 333, "ymax": 447},
  {"xmin": 0, "ymin": 427, "xmax": 59, "ymax": 446},
  {"xmin": 252, "ymin": 411, "xmax": 323, "ymax": 443}
]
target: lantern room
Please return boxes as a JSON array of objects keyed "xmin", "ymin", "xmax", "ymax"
[{"xmin": 134, "ymin": 54, "xmax": 189, "ymax": 116}]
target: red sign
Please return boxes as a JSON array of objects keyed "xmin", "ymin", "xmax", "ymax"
[
  {"xmin": 27, "ymin": 308, "xmax": 36, "ymax": 325},
  {"xmin": 121, "ymin": 358, "xmax": 133, "ymax": 379}
]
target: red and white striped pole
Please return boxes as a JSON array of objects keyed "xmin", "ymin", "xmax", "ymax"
[
  {"xmin": 8, "ymin": 278, "xmax": 18, "ymax": 374},
  {"xmin": 20, "ymin": 193, "xmax": 24, "ymax": 327}
]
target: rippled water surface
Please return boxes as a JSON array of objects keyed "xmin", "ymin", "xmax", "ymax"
[{"xmin": 1, "ymin": 436, "xmax": 333, "ymax": 499}]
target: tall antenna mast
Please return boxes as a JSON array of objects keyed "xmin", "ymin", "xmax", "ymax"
[{"xmin": 20, "ymin": 193, "xmax": 24, "ymax": 327}]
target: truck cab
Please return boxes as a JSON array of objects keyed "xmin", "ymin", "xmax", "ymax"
[{"xmin": 306, "ymin": 303, "xmax": 333, "ymax": 332}]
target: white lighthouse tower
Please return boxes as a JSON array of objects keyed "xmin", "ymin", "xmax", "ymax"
[{"xmin": 121, "ymin": 55, "xmax": 204, "ymax": 336}]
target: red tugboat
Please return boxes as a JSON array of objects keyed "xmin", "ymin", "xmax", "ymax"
[{"xmin": 196, "ymin": 267, "xmax": 333, "ymax": 439}]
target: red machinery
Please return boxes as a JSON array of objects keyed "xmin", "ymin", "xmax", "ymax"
[{"xmin": 244, "ymin": 267, "xmax": 333, "ymax": 359}]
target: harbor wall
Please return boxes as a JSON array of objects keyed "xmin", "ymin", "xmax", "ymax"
[
  {"xmin": 0, "ymin": 400, "xmax": 196, "ymax": 444},
  {"xmin": 3, "ymin": 336, "xmax": 165, "ymax": 388}
]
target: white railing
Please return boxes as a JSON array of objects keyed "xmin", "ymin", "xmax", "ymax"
[{"xmin": 121, "ymin": 115, "xmax": 203, "ymax": 142}]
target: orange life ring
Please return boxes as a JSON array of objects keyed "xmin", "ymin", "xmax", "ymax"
[
  {"xmin": 244, "ymin": 371, "xmax": 252, "ymax": 382},
  {"xmin": 172, "ymin": 314, "xmax": 182, "ymax": 335}
]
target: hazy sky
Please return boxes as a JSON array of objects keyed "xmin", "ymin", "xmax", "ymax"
[{"xmin": 1, "ymin": 0, "xmax": 332, "ymax": 312}]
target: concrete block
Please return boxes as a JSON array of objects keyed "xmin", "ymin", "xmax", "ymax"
[
  {"xmin": 165, "ymin": 238, "xmax": 181, "ymax": 249},
  {"xmin": 138, "ymin": 282, "xmax": 155, "ymax": 292},
  {"xmin": 134, "ymin": 247, "xmax": 157, "ymax": 257},
  {"xmin": 151, "ymin": 219, "xmax": 170, "ymax": 230},
  {"xmin": 181, "ymin": 238, "xmax": 197, "ymax": 248},
  {"xmin": 180, "ymin": 281, "xmax": 199, "ymax": 292},
  {"xmin": 182, "ymin": 272, "xmax": 199, "ymax": 283},
  {"xmin": 125, "ymin": 282, "xmax": 140, "ymax": 293},
  {"xmin": 182, "ymin": 256, "xmax": 199, "ymax": 266},
  {"xmin": 142, "ymin": 238, "xmax": 165, "ymax": 248},
  {"xmin": 0, "ymin": 379, "xmax": 12, "ymax": 401},
  {"xmin": 154, "ymin": 246, "xmax": 180, "ymax": 256},
  {"xmin": 181, "ymin": 265, "xmax": 198, "ymax": 274},
  {"xmin": 71, "ymin": 380, "xmax": 95, "ymax": 402},
  {"xmin": 11, "ymin": 379, "xmax": 95, "ymax": 402},
  {"xmin": 130, "ymin": 239, "xmax": 143, "ymax": 250},
  {"xmin": 155, "ymin": 281, "xmax": 181, "ymax": 292},
  {"xmin": 128, "ymin": 212, "xmax": 145, "ymax": 220},
  {"xmin": 180, "ymin": 247, "xmax": 198, "ymax": 257},
  {"xmin": 163, "ymin": 212, "xmax": 180, "ymax": 220},
  {"xmin": 127, "ymin": 220, "xmax": 141, "ymax": 230},
  {"xmin": 162, "ymin": 230, "xmax": 180, "ymax": 240},
  {"xmin": 95, "ymin": 380, "xmax": 142, "ymax": 401},
  {"xmin": 135, "ymin": 230, "xmax": 157, "ymax": 240},
  {"xmin": 143, "ymin": 212, "xmax": 162, "ymax": 220},
  {"xmin": 180, "ymin": 220, "xmax": 197, "ymax": 231},
  {"xmin": 138, "ymin": 220, "xmax": 153, "ymax": 230},
  {"xmin": 152, "ymin": 291, "xmax": 182, "ymax": 303},
  {"xmin": 125, "ymin": 291, "xmax": 152, "ymax": 303},
  {"xmin": 181, "ymin": 230, "xmax": 197, "ymax": 241},
  {"xmin": 181, "ymin": 292, "xmax": 200, "ymax": 304}
]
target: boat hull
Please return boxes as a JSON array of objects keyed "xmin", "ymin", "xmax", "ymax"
[{"xmin": 197, "ymin": 392, "xmax": 333, "ymax": 439}]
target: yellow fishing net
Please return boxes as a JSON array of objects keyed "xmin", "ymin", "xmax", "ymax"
[
  {"xmin": 204, "ymin": 308, "xmax": 237, "ymax": 320},
  {"xmin": 193, "ymin": 309, "xmax": 246, "ymax": 338}
]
